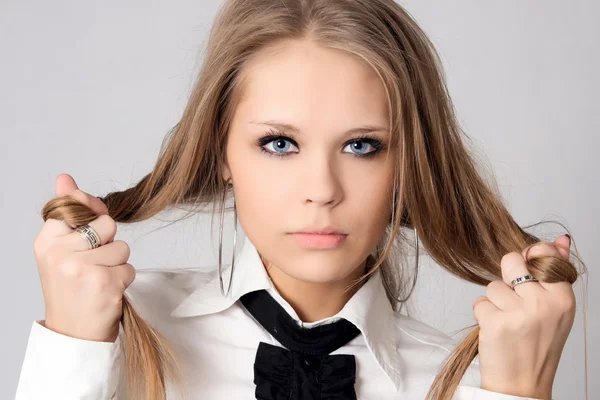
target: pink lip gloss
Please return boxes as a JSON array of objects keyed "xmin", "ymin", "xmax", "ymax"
[{"xmin": 290, "ymin": 233, "xmax": 347, "ymax": 249}]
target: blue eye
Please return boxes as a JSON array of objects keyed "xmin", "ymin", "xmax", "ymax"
[
  {"xmin": 343, "ymin": 141, "xmax": 378, "ymax": 156},
  {"xmin": 255, "ymin": 129, "xmax": 385, "ymax": 159},
  {"xmin": 262, "ymin": 137, "xmax": 299, "ymax": 155}
]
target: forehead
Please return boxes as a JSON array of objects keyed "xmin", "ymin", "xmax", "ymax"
[{"xmin": 233, "ymin": 39, "xmax": 389, "ymax": 131}]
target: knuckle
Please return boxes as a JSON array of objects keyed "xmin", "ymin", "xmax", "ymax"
[
  {"xmin": 472, "ymin": 295, "xmax": 485, "ymax": 309},
  {"xmin": 126, "ymin": 262, "xmax": 136, "ymax": 277},
  {"xmin": 486, "ymin": 279, "xmax": 504, "ymax": 293},
  {"xmin": 472, "ymin": 296, "xmax": 488, "ymax": 318},
  {"xmin": 60, "ymin": 256, "xmax": 84, "ymax": 279},
  {"xmin": 485, "ymin": 281, "xmax": 508, "ymax": 303},
  {"xmin": 98, "ymin": 214, "xmax": 118, "ymax": 238},
  {"xmin": 124, "ymin": 263, "xmax": 136, "ymax": 287},
  {"xmin": 33, "ymin": 234, "xmax": 44, "ymax": 255},
  {"xmin": 88, "ymin": 269, "xmax": 113, "ymax": 292},
  {"xmin": 116, "ymin": 263, "xmax": 135, "ymax": 289},
  {"xmin": 115, "ymin": 240, "xmax": 131, "ymax": 260},
  {"xmin": 500, "ymin": 252, "xmax": 519, "ymax": 268},
  {"xmin": 557, "ymin": 293, "xmax": 576, "ymax": 313},
  {"xmin": 44, "ymin": 245, "xmax": 65, "ymax": 267}
]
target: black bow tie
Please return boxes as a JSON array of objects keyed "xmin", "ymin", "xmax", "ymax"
[{"xmin": 240, "ymin": 289, "xmax": 361, "ymax": 400}]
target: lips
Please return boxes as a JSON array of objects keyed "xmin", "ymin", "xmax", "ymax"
[
  {"xmin": 293, "ymin": 226, "xmax": 345, "ymax": 235},
  {"xmin": 290, "ymin": 232, "xmax": 348, "ymax": 249}
]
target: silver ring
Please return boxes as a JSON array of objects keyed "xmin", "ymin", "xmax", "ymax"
[
  {"xmin": 75, "ymin": 224, "xmax": 101, "ymax": 250},
  {"xmin": 510, "ymin": 274, "xmax": 538, "ymax": 288}
]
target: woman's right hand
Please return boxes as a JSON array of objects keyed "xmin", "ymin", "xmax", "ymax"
[{"xmin": 33, "ymin": 174, "xmax": 136, "ymax": 343}]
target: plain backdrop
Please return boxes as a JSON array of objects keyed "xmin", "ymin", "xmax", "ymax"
[{"xmin": 1, "ymin": 1, "xmax": 597, "ymax": 399}]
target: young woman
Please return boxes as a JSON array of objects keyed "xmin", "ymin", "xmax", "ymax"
[{"xmin": 16, "ymin": 0, "xmax": 585, "ymax": 399}]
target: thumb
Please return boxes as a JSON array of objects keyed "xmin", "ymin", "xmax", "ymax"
[
  {"xmin": 554, "ymin": 234, "xmax": 571, "ymax": 260},
  {"xmin": 54, "ymin": 173, "xmax": 109, "ymax": 216},
  {"xmin": 55, "ymin": 173, "xmax": 79, "ymax": 197}
]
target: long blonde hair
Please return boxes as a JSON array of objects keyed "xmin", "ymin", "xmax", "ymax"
[{"xmin": 41, "ymin": 0, "xmax": 588, "ymax": 399}]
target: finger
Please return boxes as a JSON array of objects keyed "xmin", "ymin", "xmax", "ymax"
[
  {"xmin": 39, "ymin": 218, "xmax": 75, "ymax": 239},
  {"xmin": 76, "ymin": 240, "xmax": 130, "ymax": 267},
  {"xmin": 485, "ymin": 279, "xmax": 522, "ymax": 311},
  {"xmin": 553, "ymin": 235, "xmax": 571, "ymax": 261},
  {"xmin": 472, "ymin": 295, "xmax": 500, "ymax": 325},
  {"xmin": 35, "ymin": 218, "xmax": 78, "ymax": 255},
  {"xmin": 501, "ymin": 252, "xmax": 544, "ymax": 298},
  {"xmin": 55, "ymin": 173, "xmax": 78, "ymax": 197},
  {"xmin": 55, "ymin": 174, "xmax": 109, "ymax": 216},
  {"xmin": 521, "ymin": 240, "xmax": 572, "ymax": 292},
  {"xmin": 107, "ymin": 263, "xmax": 137, "ymax": 290},
  {"xmin": 521, "ymin": 241, "xmax": 563, "ymax": 262},
  {"xmin": 59, "ymin": 214, "xmax": 117, "ymax": 251}
]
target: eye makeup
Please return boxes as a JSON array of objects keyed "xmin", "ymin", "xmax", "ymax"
[{"xmin": 255, "ymin": 128, "xmax": 386, "ymax": 159}]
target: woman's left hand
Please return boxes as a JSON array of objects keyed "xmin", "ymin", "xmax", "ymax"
[{"xmin": 472, "ymin": 235, "xmax": 576, "ymax": 399}]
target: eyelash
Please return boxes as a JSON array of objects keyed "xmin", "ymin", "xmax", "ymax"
[{"xmin": 255, "ymin": 129, "xmax": 385, "ymax": 159}]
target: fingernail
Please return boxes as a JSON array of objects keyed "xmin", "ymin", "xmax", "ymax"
[{"xmin": 564, "ymin": 234, "xmax": 571, "ymax": 245}]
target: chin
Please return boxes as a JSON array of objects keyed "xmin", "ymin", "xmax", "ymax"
[
  {"xmin": 262, "ymin": 237, "xmax": 368, "ymax": 283},
  {"xmin": 279, "ymin": 256, "xmax": 358, "ymax": 284},
  {"xmin": 284, "ymin": 269, "xmax": 349, "ymax": 285}
]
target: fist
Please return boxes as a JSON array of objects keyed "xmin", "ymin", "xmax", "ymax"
[
  {"xmin": 33, "ymin": 174, "xmax": 136, "ymax": 342},
  {"xmin": 472, "ymin": 235, "xmax": 575, "ymax": 399}
]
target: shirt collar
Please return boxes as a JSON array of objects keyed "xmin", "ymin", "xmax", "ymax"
[{"xmin": 170, "ymin": 237, "xmax": 404, "ymax": 391}]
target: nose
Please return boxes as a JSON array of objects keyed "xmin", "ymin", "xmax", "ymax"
[{"xmin": 301, "ymin": 153, "xmax": 342, "ymax": 207}]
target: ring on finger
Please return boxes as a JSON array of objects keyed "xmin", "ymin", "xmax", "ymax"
[
  {"xmin": 510, "ymin": 274, "xmax": 539, "ymax": 288},
  {"xmin": 75, "ymin": 224, "xmax": 101, "ymax": 250}
]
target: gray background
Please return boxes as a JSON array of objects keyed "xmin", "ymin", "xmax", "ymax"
[{"xmin": 1, "ymin": 1, "xmax": 597, "ymax": 398}]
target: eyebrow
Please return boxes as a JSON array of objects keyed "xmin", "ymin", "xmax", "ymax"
[{"xmin": 249, "ymin": 120, "xmax": 389, "ymax": 136}]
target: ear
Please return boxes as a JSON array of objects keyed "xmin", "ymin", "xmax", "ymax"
[{"xmin": 221, "ymin": 163, "xmax": 232, "ymax": 183}]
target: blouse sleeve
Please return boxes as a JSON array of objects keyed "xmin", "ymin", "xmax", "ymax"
[{"xmin": 14, "ymin": 320, "xmax": 123, "ymax": 399}]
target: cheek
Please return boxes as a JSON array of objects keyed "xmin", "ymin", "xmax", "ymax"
[
  {"xmin": 227, "ymin": 143, "xmax": 295, "ymax": 218},
  {"xmin": 231, "ymin": 174, "xmax": 292, "ymax": 240},
  {"xmin": 350, "ymin": 187, "xmax": 393, "ymax": 237},
  {"xmin": 350, "ymin": 165, "xmax": 394, "ymax": 217}
]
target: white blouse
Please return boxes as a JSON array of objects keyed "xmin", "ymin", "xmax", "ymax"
[{"xmin": 15, "ymin": 237, "xmax": 539, "ymax": 399}]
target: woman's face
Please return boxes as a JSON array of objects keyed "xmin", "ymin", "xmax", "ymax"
[{"xmin": 224, "ymin": 39, "xmax": 394, "ymax": 285}]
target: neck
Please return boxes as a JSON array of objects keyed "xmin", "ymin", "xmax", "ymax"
[{"xmin": 261, "ymin": 255, "xmax": 368, "ymax": 323}]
